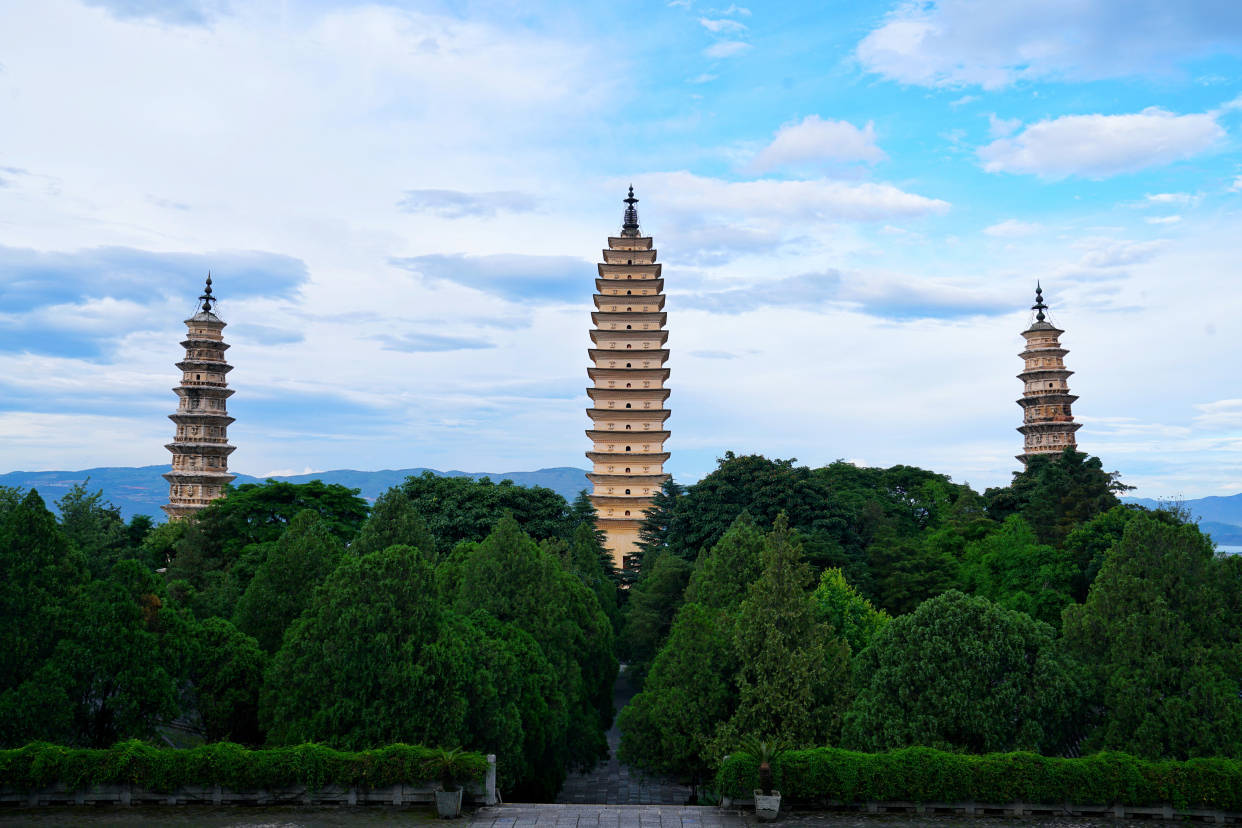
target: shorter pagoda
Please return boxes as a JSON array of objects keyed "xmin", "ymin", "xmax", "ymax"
[
  {"xmin": 1016, "ymin": 283, "xmax": 1081, "ymax": 462},
  {"xmin": 163, "ymin": 274, "xmax": 236, "ymax": 519}
]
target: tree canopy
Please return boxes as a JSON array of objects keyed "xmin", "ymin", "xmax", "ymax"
[
  {"xmin": 1063, "ymin": 514, "xmax": 1242, "ymax": 759},
  {"xmin": 843, "ymin": 590, "xmax": 1079, "ymax": 755}
]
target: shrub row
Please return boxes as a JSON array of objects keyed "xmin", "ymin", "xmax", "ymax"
[
  {"xmin": 717, "ymin": 747, "xmax": 1242, "ymax": 811},
  {"xmin": 0, "ymin": 741, "xmax": 488, "ymax": 794}
]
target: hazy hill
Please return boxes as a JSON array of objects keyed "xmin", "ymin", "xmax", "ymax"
[
  {"xmin": 1123, "ymin": 494, "xmax": 1242, "ymax": 545},
  {"xmin": 0, "ymin": 465, "xmax": 591, "ymax": 521}
]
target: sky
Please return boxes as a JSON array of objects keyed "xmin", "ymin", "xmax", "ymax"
[{"xmin": 2, "ymin": 0, "xmax": 1242, "ymax": 499}]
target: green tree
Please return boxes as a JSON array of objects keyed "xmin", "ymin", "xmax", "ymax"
[
  {"xmin": 141, "ymin": 519, "xmax": 185, "ymax": 573},
  {"xmin": 986, "ymin": 448, "xmax": 1128, "ymax": 546},
  {"xmin": 811, "ymin": 568, "xmax": 890, "ymax": 655},
  {"xmin": 233, "ymin": 510, "xmax": 344, "ymax": 653},
  {"xmin": 619, "ymin": 554, "xmax": 692, "ymax": 681},
  {"xmin": 683, "ymin": 512, "xmax": 764, "ymax": 611},
  {"xmin": 959, "ymin": 515, "xmax": 1073, "ymax": 626},
  {"xmin": 666, "ymin": 454, "xmax": 860, "ymax": 573},
  {"xmin": 349, "ymin": 488, "xmax": 434, "ymax": 558},
  {"xmin": 566, "ymin": 522, "xmax": 621, "ymax": 633},
  {"xmin": 166, "ymin": 480, "xmax": 367, "ymax": 619},
  {"xmin": 447, "ymin": 516, "xmax": 617, "ymax": 771},
  {"xmin": 0, "ymin": 489, "xmax": 86, "ymax": 697},
  {"xmin": 56, "ymin": 482, "xmax": 129, "ymax": 578},
  {"xmin": 1, "ymin": 560, "xmax": 194, "ymax": 747},
  {"xmin": 637, "ymin": 478, "xmax": 685, "ymax": 573},
  {"xmin": 189, "ymin": 618, "xmax": 266, "ymax": 744},
  {"xmin": 400, "ymin": 472, "xmax": 572, "ymax": 554},
  {"xmin": 843, "ymin": 590, "xmax": 1078, "ymax": 754},
  {"xmin": 618, "ymin": 602, "xmax": 737, "ymax": 790},
  {"xmin": 865, "ymin": 533, "xmax": 958, "ymax": 615},
  {"xmin": 262, "ymin": 543, "xmax": 475, "ymax": 747},
  {"xmin": 569, "ymin": 490, "xmax": 623, "ymax": 587},
  {"xmin": 262, "ymin": 543, "xmax": 566, "ymax": 798},
  {"xmin": 1062, "ymin": 514, "xmax": 1242, "ymax": 759},
  {"xmin": 714, "ymin": 515, "xmax": 850, "ymax": 751}
]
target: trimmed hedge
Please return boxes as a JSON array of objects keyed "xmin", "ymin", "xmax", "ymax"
[
  {"xmin": 0, "ymin": 741, "xmax": 488, "ymax": 794},
  {"xmin": 717, "ymin": 747, "xmax": 1242, "ymax": 811}
]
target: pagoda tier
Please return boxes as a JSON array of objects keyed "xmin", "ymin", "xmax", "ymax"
[
  {"xmin": 1016, "ymin": 284, "xmax": 1082, "ymax": 462},
  {"xmin": 586, "ymin": 187, "xmax": 671, "ymax": 572},
  {"xmin": 586, "ymin": 388, "xmax": 671, "ymax": 403},
  {"xmin": 593, "ymin": 294, "xmax": 665, "ymax": 311},
  {"xmin": 163, "ymin": 275, "xmax": 237, "ymax": 520}
]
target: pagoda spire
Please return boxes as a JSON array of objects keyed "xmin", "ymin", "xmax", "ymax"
[
  {"xmin": 621, "ymin": 185, "xmax": 640, "ymax": 238},
  {"xmin": 586, "ymin": 188, "xmax": 671, "ymax": 572},
  {"xmin": 1016, "ymin": 283, "xmax": 1081, "ymax": 463},
  {"xmin": 199, "ymin": 271, "xmax": 215, "ymax": 312},
  {"xmin": 162, "ymin": 274, "xmax": 236, "ymax": 520}
]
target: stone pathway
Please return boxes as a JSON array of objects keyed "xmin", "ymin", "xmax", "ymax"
[
  {"xmin": 554, "ymin": 667, "xmax": 693, "ymax": 806},
  {"xmin": 469, "ymin": 804, "xmax": 745, "ymax": 828}
]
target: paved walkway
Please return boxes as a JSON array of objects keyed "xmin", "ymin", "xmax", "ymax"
[
  {"xmin": 470, "ymin": 804, "xmax": 745, "ymax": 828},
  {"xmin": 555, "ymin": 667, "xmax": 693, "ymax": 806}
]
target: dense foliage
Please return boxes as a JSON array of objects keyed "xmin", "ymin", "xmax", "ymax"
[
  {"xmin": 621, "ymin": 448, "xmax": 1234, "ymax": 792},
  {"xmin": 1063, "ymin": 514, "xmax": 1242, "ymax": 759},
  {"xmin": 716, "ymin": 746, "xmax": 1242, "ymax": 809},
  {"xmin": 843, "ymin": 590, "xmax": 1079, "ymax": 755},
  {"xmin": 0, "ymin": 475, "xmax": 614, "ymax": 801},
  {"xmin": 3, "ymin": 442, "xmax": 1237, "ymax": 806},
  {"xmin": 0, "ymin": 740, "xmax": 486, "ymax": 793},
  {"xmin": 399, "ymin": 472, "xmax": 576, "ymax": 555}
]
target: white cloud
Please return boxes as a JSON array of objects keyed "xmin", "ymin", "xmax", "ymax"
[
  {"xmin": 987, "ymin": 113, "xmax": 1021, "ymax": 138},
  {"xmin": 699, "ymin": 17, "xmax": 747, "ymax": 33},
  {"xmin": 751, "ymin": 115, "xmax": 886, "ymax": 171},
  {"xmin": 1144, "ymin": 192, "xmax": 1197, "ymax": 205},
  {"xmin": 1077, "ymin": 238, "xmax": 1167, "ymax": 268},
  {"xmin": 983, "ymin": 219, "xmax": 1041, "ymax": 238},
  {"xmin": 637, "ymin": 171, "xmax": 949, "ymax": 222},
  {"xmin": 704, "ymin": 40, "xmax": 751, "ymax": 58},
  {"xmin": 1195, "ymin": 399, "xmax": 1242, "ymax": 429},
  {"xmin": 1231, "ymin": 175, "xmax": 1242, "ymax": 192},
  {"xmin": 689, "ymin": 73, "xmax": 718, "ymax": 84},
  {"xmin": 978, "ymin": 108, "xmax": 1225, "ymax": 178},
  {"xmin": 1146, "ymin": 214, "xmax": 1183, "ymax": 225},
  {"xmin": 717, "ymin": 4, "xmax": 751, "ymax": 15},
  {"xmin": 857, "ymin": 0, "xmax": 1242, "ymax": 89}
]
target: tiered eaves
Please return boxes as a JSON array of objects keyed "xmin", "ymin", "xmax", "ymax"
[
  {"xmin": 1017, "ymin": 284, "xmax": 1081, "ymax": 462},
  {"xmin": 586, "ymin": 188, "xmax": 671, "ymax": 571},
  {"xmin": 163, "ymin": 275, "xmax": 236, "ymax": 520}
]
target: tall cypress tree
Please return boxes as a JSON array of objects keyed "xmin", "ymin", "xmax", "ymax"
[{"xmin": 234, "ymin": 510, "xmax": 344, "ymax": 652}]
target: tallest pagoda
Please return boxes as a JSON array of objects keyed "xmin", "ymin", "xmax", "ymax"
[{"xmin": 586, "ymin": 187, "xmax": 671, "ymax": 571}]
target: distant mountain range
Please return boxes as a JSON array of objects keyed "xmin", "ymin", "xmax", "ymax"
[
  {"xmin": 1123, "ymin": 495, "xmax": 1242, "ymax": 545},
  {"xmin": 0, "ymin": 465, "xmax": 591, "ymax": 521}
]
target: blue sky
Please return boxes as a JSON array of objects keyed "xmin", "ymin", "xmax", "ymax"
[{"xmin": 2, "ymin": 0, "xmax": 1242, "ymax": 498}]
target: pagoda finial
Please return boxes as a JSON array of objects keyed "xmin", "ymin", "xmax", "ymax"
[
  {"xmin": 621, "ymin": 185, "xmax": 640, "ymax": 237},
  {"xmin": 1032, "ymin": 281, "xmax": 1046, "ymax": 323},
  {"xmin": 199, "ymin": 271, "xmax": 215, "ymax": 313}
]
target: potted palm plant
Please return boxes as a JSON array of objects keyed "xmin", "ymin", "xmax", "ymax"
[
  {"xmin": 430, "ymin": 746, "xmax": 469, "ymax": 818},
  {"xmin": 739, "ymin": 736, "xmax": 783, "ymax": 821}
]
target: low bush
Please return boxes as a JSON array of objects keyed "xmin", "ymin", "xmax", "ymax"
[
  {"xmin": 0, "ymin": 741, "xmax": 488, "ymax": 793},
  {"xmin": 716, "ymin": 747, "xmax": 1242, "ymax": 811}
]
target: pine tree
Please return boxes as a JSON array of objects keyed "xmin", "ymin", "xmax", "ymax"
[
  {"xmin": 233, "ymin": 510, "xmax": 344, "ymax": 652},
  {"xmin": 715, "ymin": 513, "xmax": 849, "ymax": 750},
  {"xmin": 350, "ymin": 488, "xmax": 434, "ymax": 558},
  {"xmin": 637, "ymin": 478, "xmax": 684, "ymax": 573}
]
